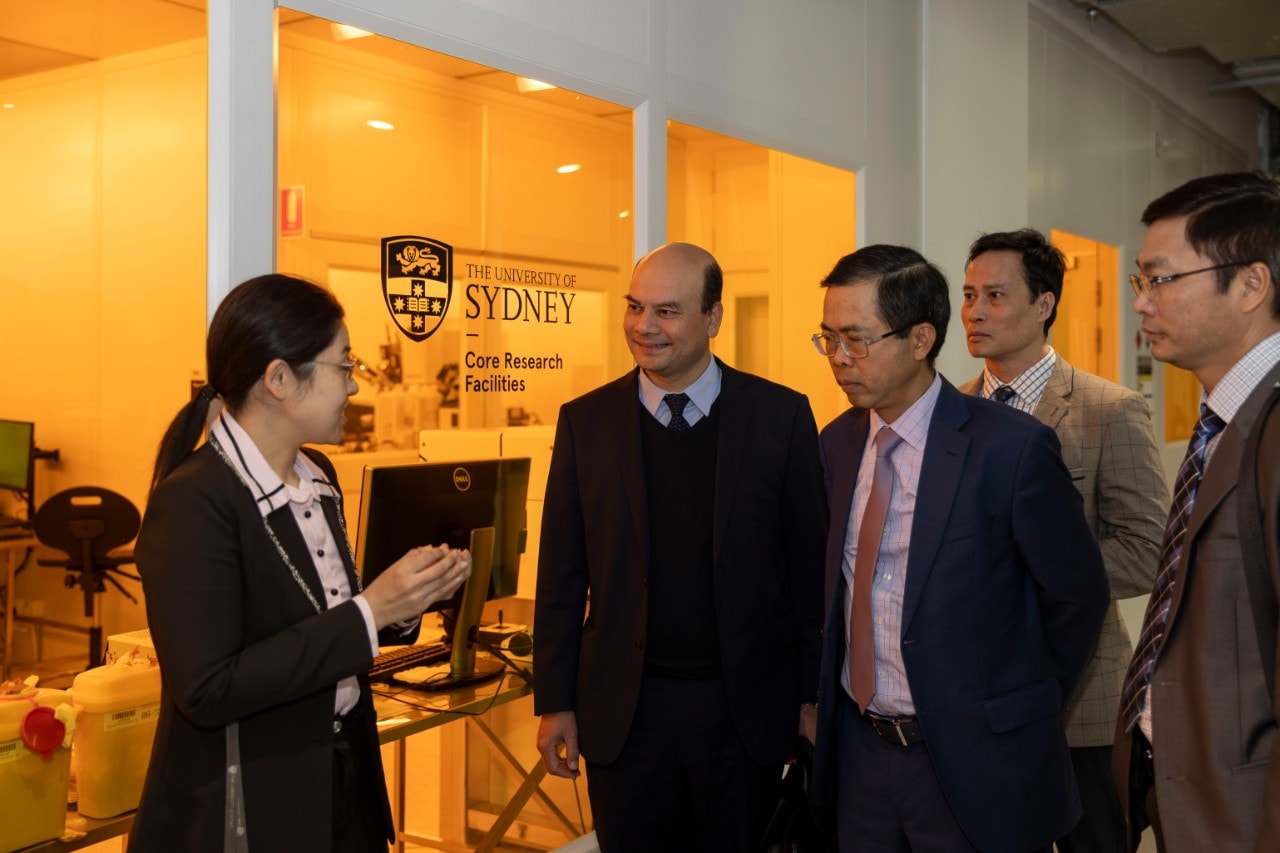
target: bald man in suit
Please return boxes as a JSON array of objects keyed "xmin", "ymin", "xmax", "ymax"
[{"xmin": 533, "ymin": 242, "xmax": 827, "ymax": 852}]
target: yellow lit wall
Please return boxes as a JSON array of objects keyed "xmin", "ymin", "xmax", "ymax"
[
  {"xmin": 0, "ymin": 41, "xmax": 207, "ymax": 658},
  {"xmin": 670, "ymin": 130, "xmax": 857, "ymax": 429}
]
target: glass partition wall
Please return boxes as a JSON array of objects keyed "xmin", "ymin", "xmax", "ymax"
[
  {"xmin": 277, "ymin": 15, "xmax": 633, "ymax": 451},
  {"xmin": 0, "ymin": 0, "xmax": 207, "ymax": 664}
]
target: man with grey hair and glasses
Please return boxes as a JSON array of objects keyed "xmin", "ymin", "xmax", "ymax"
[{"xmin": 809, "ymin": 243, "xmax": 1107, "ymax": 852}]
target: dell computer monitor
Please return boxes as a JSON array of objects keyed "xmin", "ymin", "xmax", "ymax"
[
  {"xmin": 0, "ymin": 420, "xmax": 35, "ymax": 509},
  {"xmin": 355, "ymin": 458, "xmax": 530, "ymax": 686}
]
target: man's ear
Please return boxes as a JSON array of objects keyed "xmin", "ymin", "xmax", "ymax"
[
  {"xmin": 911, "ymin": 323, "xmax": 936, "ymax": 363},
  {"xmin": 706, "ymin": 301, "xmax": 724, "ymax": 339},
  {"xmin": 1037, "ymin": 291, "xmax": 1056, "ymax": 321},
  {"xmin": 1240, "ymin": 261, "xmax": 1273, "ymax": 315}
]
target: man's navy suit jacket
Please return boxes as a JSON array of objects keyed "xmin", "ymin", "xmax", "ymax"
[
  {"xmin": 533, "ymin": 359, "xmax": 827, "ymax": 767},
  {"xmin": 812, "ymin": 377, "xmax": 1108, "ymax": 853}
]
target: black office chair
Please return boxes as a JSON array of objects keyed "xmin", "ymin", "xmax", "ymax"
[{"xmin": 33, "ymin": 486, "xmax": 141, "ymax": 668}]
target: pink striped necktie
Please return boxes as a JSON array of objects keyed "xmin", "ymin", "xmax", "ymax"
[{"xmin": 850, "ymin": 426, "xmax": 903, "ymax": 711}]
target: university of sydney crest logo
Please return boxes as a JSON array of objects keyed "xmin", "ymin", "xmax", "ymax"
[{"xmin": 380, "ymin": 236, "xmax": 452, "ymax": 342}]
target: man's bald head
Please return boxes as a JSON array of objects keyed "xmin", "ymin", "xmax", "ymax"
[{"xmin": 636, "ymin": 242, "xmax": 723, "ymax": 313}]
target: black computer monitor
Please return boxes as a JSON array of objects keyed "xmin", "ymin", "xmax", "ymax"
[
  {"xmin": 355, "ymin": 458, "xmax": 530, "ymax": 687},
  {"xmin": 0, "ymin": 420, "xmax": 35, "ymax": 516}
]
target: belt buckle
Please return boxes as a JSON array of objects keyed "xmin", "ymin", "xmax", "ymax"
[
  {"xmin": 889, "ymin": 718, "xmax": 909, "ymax": 747},
  {"xmin": 881, "ymin": 716, "xmax": 909, "ymax": 747},
  {"xmin": 868, "ymin": 712, "xmax": 911, "ymax": 747}
]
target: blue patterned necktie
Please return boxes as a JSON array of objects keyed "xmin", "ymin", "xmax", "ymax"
[
  {"xmin": 1119, "ymin": 403, "xmax": 1226, "ymax": 731},
  {"xmin": 664, "ymin": 393, "xmax": 691, "ymax": 432},
  {"xmin": 992, "ymin": 385, "xmax": 1016, "ymax": 404}
]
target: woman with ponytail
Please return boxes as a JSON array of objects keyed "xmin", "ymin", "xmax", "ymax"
[{"xmin": 130, "ymin": 274, "xmax": 469, "ymax": 852}]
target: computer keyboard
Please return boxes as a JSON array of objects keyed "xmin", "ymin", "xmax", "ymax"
[
  {"xmin": 368, "ymin": 641, "xmax": 451, "ymax": 681},
  {"xmin": 0, "ymin": 516, "xmax": 32, "ymax": 540}
]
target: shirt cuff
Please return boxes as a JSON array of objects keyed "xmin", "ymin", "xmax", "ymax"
[{"xmin": 353, "ymin": 594, "xmax": 379, "ymax": 655}]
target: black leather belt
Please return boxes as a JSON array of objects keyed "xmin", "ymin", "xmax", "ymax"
[{"xmin": 864, "ymin": 710, "xmax": 925, "ymax": 746}]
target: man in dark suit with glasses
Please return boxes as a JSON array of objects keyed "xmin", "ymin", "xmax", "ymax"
[
  {"xmin": 1114, "ymin": 171, "xmax": 1280, "ymax": 852},
  {"xmin": 809, "ymin": 243, "xmax": 1108, "ymax": 853}
]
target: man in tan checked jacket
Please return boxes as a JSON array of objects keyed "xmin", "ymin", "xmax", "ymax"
[{"xmin": 958, "ymin": 228, "xmax": 1169, "ymax": 853}]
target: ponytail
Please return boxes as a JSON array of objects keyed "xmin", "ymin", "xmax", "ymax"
[
  {"xmin": 149, "ymin": 385, "xmax": 218, "ymax": 494},
  {"xmin": 149, "ymin": 273, "xmax": 345, "ymax": 494}
]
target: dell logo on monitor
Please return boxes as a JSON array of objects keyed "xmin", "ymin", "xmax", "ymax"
[{"xmin": 452, "ymin": 467, "xmax": 472, "ymax": 491}]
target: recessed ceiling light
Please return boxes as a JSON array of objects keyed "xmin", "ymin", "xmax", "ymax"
[
  {"xmin": 2, "ymin": 104, "xmax": 14, "ymax": 109},
  {"xmin": 516, "ymin": 77, "xmax": 556, "ymax": 93},
  {"xmin": 332, "ymin": 23, "xmax": 373, "ymax": 41},
  {"xmin": 367, "ymin": 120, "xmax": 394, "ymax": 131},
  {"xmin": 618, "ymin": 210, "xmax": 631, "ymax": 218},
  {"xmin": 556, "ymin": 164, "xmax": 581, "ymax": 174}
]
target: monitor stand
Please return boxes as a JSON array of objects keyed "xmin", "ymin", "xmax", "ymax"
[{"xmin": 419, "ymin": 525, "xmax": 504, "ymax": 691}]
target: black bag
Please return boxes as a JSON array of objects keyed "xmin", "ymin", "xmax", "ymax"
[{"xmin": 760, "ymin": 737, "xmax": 836, "ymax": 852}]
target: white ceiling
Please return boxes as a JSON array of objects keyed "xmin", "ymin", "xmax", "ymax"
[
  {"xmin": 1072, "ymin": 0, "xmax": 1280, "ymax": 108},
  {"xmin": 11, "ymin": 2, "xmax": 1270, "ymax": 128}
]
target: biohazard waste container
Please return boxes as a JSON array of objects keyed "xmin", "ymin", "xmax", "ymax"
[
  {"xmin": 70, "ymin": 659, "xmax": 161, "ymax": 818},
  {"xmin": 0, "ymin": 685, "xmax": 75, "ymax": 852}
]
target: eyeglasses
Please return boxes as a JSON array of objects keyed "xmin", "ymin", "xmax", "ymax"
[
  {"xmin": 1128, "ymin": 261, "xmax": 1248, "ymax": 298},
  {"xmin": 312, "ymin": 359, "xmax": 357, "ymax": 379},
  {"xmin": 811, "ymin": 325, "xmax": 912, "ymax": 359}
]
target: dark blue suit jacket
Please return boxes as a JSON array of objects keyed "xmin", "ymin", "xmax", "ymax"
[
  {"xmin": 813, "ymin": 377, "xmax": 1108, "ymax": 853},
  {"xmin": 533, "ymin": 359, "xmax": 827, "ymax": 766}
]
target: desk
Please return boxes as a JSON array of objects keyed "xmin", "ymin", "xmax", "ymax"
[
  {"xmin": 374, "ymin": 658, "xmax": 579, "ymax": 852},
  {"xmin": 24, "ymin": 667, "xmax": 570, "ymax": 853},
  {"xmin": 2, "ymin": 534, "xmax": 38, "ymax": 680},
  {"xmin": 29, "ymin": 812, "xmax": 135, "ymax": 851}
]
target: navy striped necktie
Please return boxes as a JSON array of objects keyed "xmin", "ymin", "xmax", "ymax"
[{"xmin": 1119, "ymin": 403, "xmax": 1225, "ymax": 731}]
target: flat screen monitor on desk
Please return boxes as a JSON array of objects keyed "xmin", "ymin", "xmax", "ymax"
[
  {"xmin": 0, "ymin": 420, "xmax": 35, "ymax": 521},
  {"xmin": 355, "ymin": 458, "xmax": 530, "ymax": 687}
]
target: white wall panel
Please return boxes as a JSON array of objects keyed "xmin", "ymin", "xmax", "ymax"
[
  {"xmin": 861, "ymin": 0, "xmax": 923, "ymax": 250},
  {"xmin": 923, "ymin": 0, "xmax": 1029, "ymax": 381},
  {"xmin": 1028, "ymin": 0, "xmax": 1259, "ymax": 156},
  {"xmin": 1040, "ymin": 30, "xmax": 1127, "ymax": 243},
  {"xmin": 208, "ymin": 0, "xmax": 276, "ymax": 308},
  {"xmin": 666, "ymin": 0, "xmax": 866, "ymax": 172}
]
